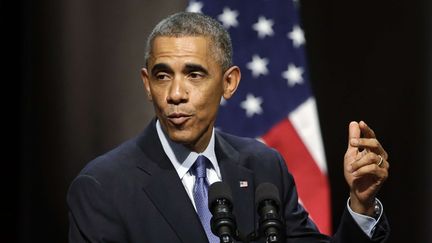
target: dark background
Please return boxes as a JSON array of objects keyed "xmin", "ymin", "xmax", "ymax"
[{"xmin": 7, "ymin": 0, "xmax": 431, "ymax": 242}]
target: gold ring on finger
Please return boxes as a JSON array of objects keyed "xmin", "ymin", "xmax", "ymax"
[{"xmin": 377, "ymin": 155, "xmax": 384, "ymax": 167}]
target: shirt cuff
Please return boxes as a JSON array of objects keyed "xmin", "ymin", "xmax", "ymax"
[{"xmin": 346, "ymin": 198, "xmax": 383, "ymax": 238}]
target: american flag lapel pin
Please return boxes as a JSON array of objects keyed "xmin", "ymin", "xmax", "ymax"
[{"xmin": 239, "ymin": 180, "xmax": 248, "ymax": 188}]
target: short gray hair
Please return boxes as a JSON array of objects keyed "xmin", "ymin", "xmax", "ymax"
[{"xmin": 144, "ymin": 12, "xmax": 233, "ymax": 72}]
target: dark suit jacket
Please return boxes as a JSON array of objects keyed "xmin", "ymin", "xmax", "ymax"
[{"xmin": 67, "ymin": 119, "xmax": 389, "ymax": 242}]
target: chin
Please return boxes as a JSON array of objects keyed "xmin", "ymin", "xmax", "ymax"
[{"xmin": 167, "ymin": 130, "xmax": 196, "ymax": 145}]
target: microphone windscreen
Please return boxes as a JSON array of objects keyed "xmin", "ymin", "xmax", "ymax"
[
  {"xmin": 255, "ymin": 182, "xmax": 281, "ymax": 206},
  {"xmin": 208, "ymin": 181, "xmax": 233, "ymax": 207}
]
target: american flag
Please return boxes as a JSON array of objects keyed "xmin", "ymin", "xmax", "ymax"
[{"xmin": 187, "ymin": 0, "xmax": 332, "ymax": 235}]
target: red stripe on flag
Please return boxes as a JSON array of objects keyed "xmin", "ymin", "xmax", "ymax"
[{"xmin": 262, "ymin": 119, "xmax": 332, "ymax": 235}]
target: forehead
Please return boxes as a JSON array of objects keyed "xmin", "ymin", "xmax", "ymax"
[{"xmin": 150, "ymin": 36, "xmax": 212, "ymax": 61}]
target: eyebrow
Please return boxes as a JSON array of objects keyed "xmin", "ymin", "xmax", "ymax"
[
  {"xmin": 150, "ymin": 63, "xmax": 209, "ymax": 76},
  {"xmin": 183, "ymin": 63, "xmax": 209, "ymax": 76},
  {"xmin": 151, "ymin": 63, "xmax": 173, "ymax": 76}
]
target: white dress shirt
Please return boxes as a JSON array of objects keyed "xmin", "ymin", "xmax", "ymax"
[
  {"xmin": 156, "ymin": 120, "xmax": 222, "ymax": 210},
  {"xmin": 155, "ymin": 120, "xmax": 381, "ymax": 238}
]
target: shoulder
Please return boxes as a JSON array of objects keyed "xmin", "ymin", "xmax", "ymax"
[
  {"xmin": 76, "ymin": 134, "xmax": 145, "ymax": 183},
  {"xmin": 216, "ymin": 130, "xmax": 283, "ymax": 162},
  {"xmin": 215, "ymin": 130, "xmax": 294, "ymax": 189},
  {"xmin": 216, "ymin": 131, "xmax": 278, "ymax": 156}
]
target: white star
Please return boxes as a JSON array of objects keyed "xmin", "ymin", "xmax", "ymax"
[
  {"xmin": 240, "ymin": 93, "xmax": 263, "ymax": 117},
  {"xmin": 252, "ymin": 16, "xmax": 274, "ymax": 38},
  {"xmin": 246, "ymin": 55, "xmax": 269, "ymax": 78},
  {"xmin": 282, "ymin": 64, "xmax": 304, "ymax": 86},
  {"xmin": 186, "ymin": 1, "xmax": 203, "ymax": 13},
  {"xmin": 218, "ymin": 7, "xmax": 239, "ymax": 29},
  {"xmin": 287, "ymin": 25, "xmax": 305, "ymax": 47}
]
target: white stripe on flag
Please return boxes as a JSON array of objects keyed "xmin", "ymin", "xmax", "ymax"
[{"xmin": 288, "ymin": 97, "xmax": 327, "ymax": 173}]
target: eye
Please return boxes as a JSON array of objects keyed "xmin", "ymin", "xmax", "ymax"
[
  {"xmin": 155, "ymin": 72, "xmax": 171, "ymax": 81},
  {"xmin": 188, "ymin": 72, "xmax": 205, "ymax": 80}
]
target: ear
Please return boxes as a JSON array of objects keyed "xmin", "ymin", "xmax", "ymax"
[
  {"xmin": 141, "ymin": 68, "xmax": 152, "ymax": 101},
  {"xmin": 222, "ymin": 66, "xmax": 241, "ymax": 100}
]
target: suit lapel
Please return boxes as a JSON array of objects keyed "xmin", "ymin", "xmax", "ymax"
[
  {"xmin": 215, "ymin": 133, "xmax": 256, "ymax": 237},
  {"xmin": 135, "ymin": 120, "xmax": 208, "ymax": 243},
  {"xmin": 143, "ymin": 168, "xmax": 208, "ymax": 243}
]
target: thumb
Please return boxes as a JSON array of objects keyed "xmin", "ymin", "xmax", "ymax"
[{"xmin": 347, "ymin": 121, "xmax": 360, "ymax": 151}]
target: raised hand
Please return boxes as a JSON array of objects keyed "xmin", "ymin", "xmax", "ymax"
[{"xmin": 344, "ymin": 121, "xmax": 389, "ymax": 216}]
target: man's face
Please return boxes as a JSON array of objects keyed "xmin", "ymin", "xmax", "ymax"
[{"xmin": 142, "ymin": 36, "xmax": 239, "ymax": 152}]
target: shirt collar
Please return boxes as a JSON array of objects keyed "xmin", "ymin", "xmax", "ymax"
[{"xmin": 156, "ymin": 120, "xmax": 220, "ymax": 180}]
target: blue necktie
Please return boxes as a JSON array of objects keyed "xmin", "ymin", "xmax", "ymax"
[{"xmin": 191, "ymin": 155, "xmax": 219, "ymax": 243}]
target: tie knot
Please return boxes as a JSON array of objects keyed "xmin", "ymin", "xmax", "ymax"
[{"xmin": 192, "ymin": 155, "xmax": 208, "ymax": 179}]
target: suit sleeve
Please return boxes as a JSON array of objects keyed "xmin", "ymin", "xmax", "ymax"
[
  {"xmin": 67, "ymin": 174, "xmax": 127, "ymax": 243},
  {"xmin": 273, "ymin": 151, "xmax": 390, "ymax": 243}
]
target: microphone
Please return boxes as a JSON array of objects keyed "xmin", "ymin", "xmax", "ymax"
[
  {"xmin": 255, "ymin": 182, "xmax": 284, "ymax": 243},
  {"xmin": 208, "ymin": 181, "xmax": 238, "ymax": 243}
]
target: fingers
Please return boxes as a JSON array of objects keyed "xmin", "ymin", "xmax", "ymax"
[
  {"xmin": 351, "ymin": 163, "xmax": 389, "ymax": 180},
  {"xmin": 350, "ymin": 137, "xmax": 380, "ymax": 149},
  {"xmin": 348, "ymin": 121, "xmax": 388, "ymax": 159},
  {"xmin": 350, "ymin": 137, "xmax": 388, "ymax": 158},
  {"xmin": 359, "ymin": 121, "xmax": 376, "ymax": 138},
  {"xmin": 348, "ymin": 152, "xmax": 390, "ymax": 175},
  {"xmin": 348, "ymin": 121, "xmax": 388, "ymax": 160}
]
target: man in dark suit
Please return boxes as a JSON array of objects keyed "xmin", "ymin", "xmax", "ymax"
[{"xmin": 67, "ymin": 12, "xmax": 390, "ymax": 242}]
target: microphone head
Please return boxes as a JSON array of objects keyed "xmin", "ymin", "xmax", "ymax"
[
  {"xmin": 255, "ymin": 182, "xmax": 281, "ymax": 207},
  {"xmin": 208, "ymin": 181, "xmax": 233, "ymax": 209}
]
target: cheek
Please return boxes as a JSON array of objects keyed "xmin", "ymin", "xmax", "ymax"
[
  {"xmin": 149, "ymin": 94, "xmax": 168, "ymax": 116},
  {"xmin": 150, "ymin": 87, "xmax": 167, "ymax": 106},
  {"xmin": 195, "ymin": 90, "xmax": 222, "ymax": 117}
]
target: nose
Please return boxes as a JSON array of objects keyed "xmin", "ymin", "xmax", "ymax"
[{"xmin": 166, "ymin": 77, "xmax": 188, "ymax": 104}]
